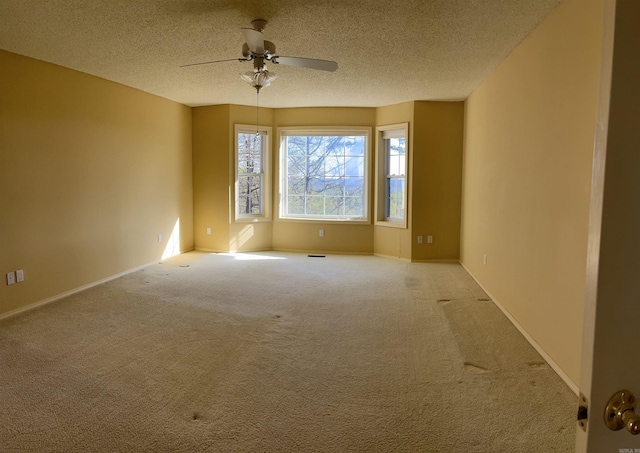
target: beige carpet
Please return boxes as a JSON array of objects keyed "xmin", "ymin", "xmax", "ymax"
[{"xmin": 0, "ymin": 252, "xmax": 577, "ymax": 452}]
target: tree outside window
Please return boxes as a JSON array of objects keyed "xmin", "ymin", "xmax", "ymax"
[
  {"xmin": 236, "ymin": 125, "xmax": 270, "ymax": 220},
  {"xmin": 375, "ymin": 124, "xmax": 408, "ymax": 227},
  {"xmin": 280, "ymin": 130, "xmax": 370, "ymax": 221}
]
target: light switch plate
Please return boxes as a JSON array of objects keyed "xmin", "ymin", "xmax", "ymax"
[
  {"xmin": 6, "ymin": 272, "xmax": 15, "ymax": 285},
  {"xmin": 16, "ymin": 269, "xmax": 24, "ymax": 282}
]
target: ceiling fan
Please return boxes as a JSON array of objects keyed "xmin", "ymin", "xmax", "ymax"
[{"xmin": 182, "ymin": 19, "xmax": 338, "ymax": 92}]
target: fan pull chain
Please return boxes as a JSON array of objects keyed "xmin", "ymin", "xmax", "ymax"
[{"xmin": 256, "ymin": 89, "xmax": 259, "ymax": 135}]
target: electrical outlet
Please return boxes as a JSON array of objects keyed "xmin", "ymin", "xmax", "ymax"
[
  {"xmin": 427, "ymin": 235, "xmax": 433, "ymax": 244},
  {"xmin": 319, "ymin": 229, "xmax": 325, "ymax": 237},
  {"xmin": 417, "ymin": 236, "xmax": 423, "ymax": 244},
  {"xmin": 206, "ymin": 227, "xmax": 212, "ymax": 235},
  {"xmin": 6, "ymin": 272, "xmax": 15, "ymax": 286},
  {"xmin": 157, "ymin": 234, "xmax": 162, "ymax": 243},
  {"xmin": 16, "ymin": 269, "xmax": 24, "ymax": 283}
]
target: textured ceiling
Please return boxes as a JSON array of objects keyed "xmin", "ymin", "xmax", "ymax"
[{"xmin": 0, "ymin": 0, "xmax": 562, "ymax": 108}]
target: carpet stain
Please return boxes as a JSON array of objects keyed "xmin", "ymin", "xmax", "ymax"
[
  {"xmin": 527, "ymin": 361, "xmax": 547, "ymax": 369},
  {"xmin": 477, "ymin": 298, "xmax": 491, "ymax": 302},
  {"xmin": 404, "ymin": 276, "xmax": 420, "ymax": 288},
  {"xmin": 192, "ymin": 412, "xmax": 200, "ymax": 420},
  {"xmin": 464, "ymin": 362, "xmax": 489, "ymax": 374}
]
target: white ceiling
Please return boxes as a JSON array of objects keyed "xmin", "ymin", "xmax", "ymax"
[{"xmin": 0, "ymin": 0, "xmax": 562, "ymax": 108}]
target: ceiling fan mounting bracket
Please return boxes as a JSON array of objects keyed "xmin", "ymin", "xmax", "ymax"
[{"xmin": 251, "ymin": 19, "xmax": 267, "ymax": 31}]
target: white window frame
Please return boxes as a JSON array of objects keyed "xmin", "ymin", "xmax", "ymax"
[
  {"xmin": 375, "ymin": 123, "xmax": 409, "ymax": 228},
  {"xmin": 278, "ymin": 126, "xmax": 372, "ymax": 223},
  {"xmin": 234, "ymin": 124, "xmax": 272, "ymax": 222}
]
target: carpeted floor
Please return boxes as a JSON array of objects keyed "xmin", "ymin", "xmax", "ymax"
[{"xmin": 0, "ymin": 252, "xmax": 577, "ymax": 452}]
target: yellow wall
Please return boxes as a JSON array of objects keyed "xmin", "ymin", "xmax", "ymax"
[
  {"xmin": 412, "ymin": 101, "xmax": 464, "ymax": 262},
  {"xmin": 192, "ymin": 104, "xmax": 275, "ymax": 253},
  {"xmin": 0, "ymin": 49, "xmax": 193, "ymax": 316},
  {"xmin": 0, "ymin": 43, "xmax": 465, "ymax": 319},
  {"xmin": 460, "ymin": 0, "xmax": 603, "ymax": 386},
  {"xmin": 1, "ymin": 2, "xmax": 607, "ymax": 392},
  {"xmin": 192, "ymin": 103, "xmax": 463, "ymax": 257},
  {"xmin": 271, "ymin": 107, "xmax": 376, "ymax": 254},
  {"xmin": 192, "ymin": 104, "xmax": 230, "ymax": 252}
]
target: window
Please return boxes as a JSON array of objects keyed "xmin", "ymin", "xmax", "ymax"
[
  {"xmin": 279, "ymin": 128, "xmax": 371, "ymax": 221},
  {"xmin": 235, "ymin": 125, "xmax": 271, "ymax": 220},
  {"xmin": 376, "ymin": 124, "xmax": 408, "ymax": 227}
]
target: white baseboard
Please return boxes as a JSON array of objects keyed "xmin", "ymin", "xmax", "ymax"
[
  {"xmin": 194, "ymin": 247, "xmax": 233, "ymax": 253},
  {"xmin": 0, "ymin": 259, "xmax": 160, "ymax": 322},
  {"xmin": 459, "ymin": 261, "xmax": 580, "ymax": 396}
]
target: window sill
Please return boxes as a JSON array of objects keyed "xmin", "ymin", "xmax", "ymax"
[
  {"xmin": 235, "ymin": 216, "xmax": 272, "ymax": 223},
  {"xmin": 278, "ymin": 216, "xmax": 370, "ymax": 225},
  {"xmin": 374, "ymin": 219, "xmax": 407, "ymax": 229}
]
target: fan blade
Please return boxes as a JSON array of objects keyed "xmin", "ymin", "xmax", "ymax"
[
  {"xmin": 242, "ymin": 28, "xmax": 264, "ymax": 55},
  {"xmin": 180, "ymin": 58, "xmax": 246, "ymax": 68},
  {"xmin": 272, "ymin": 56, "xmax": 338, "ymax": 72}
]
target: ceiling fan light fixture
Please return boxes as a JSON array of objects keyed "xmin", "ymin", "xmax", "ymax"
[{"xmin": 240, "ymin": 69, "xmax": 277, "ymax": 93}]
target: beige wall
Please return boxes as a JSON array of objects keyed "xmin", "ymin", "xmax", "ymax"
[
  {"xmin": 412, "ymin": 101, "xmax": 464, "ymax": 262},
  {"xmin": 0, "ymin": 49, "xmax": 193, "ymax": 316},
  {"xmin": 460, "ymin": 0, "xmax": 603, "ymax": 386}
]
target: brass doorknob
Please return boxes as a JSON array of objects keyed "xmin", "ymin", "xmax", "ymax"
[{"xmin": 605, "ymin": 390, "xmax": 640, "ymax": 435}]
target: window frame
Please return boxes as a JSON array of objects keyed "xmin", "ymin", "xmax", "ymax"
[
  {"xmin": 234, "ymin": 124, "xmax": 272, "ymax": 222},
  {"xmin": 278, "ymin": 126, "xmax": 372, "ymax": 223},
  {"xmin": 375, "ymin": 123, "xmax": 409, "ymax": 228}
]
